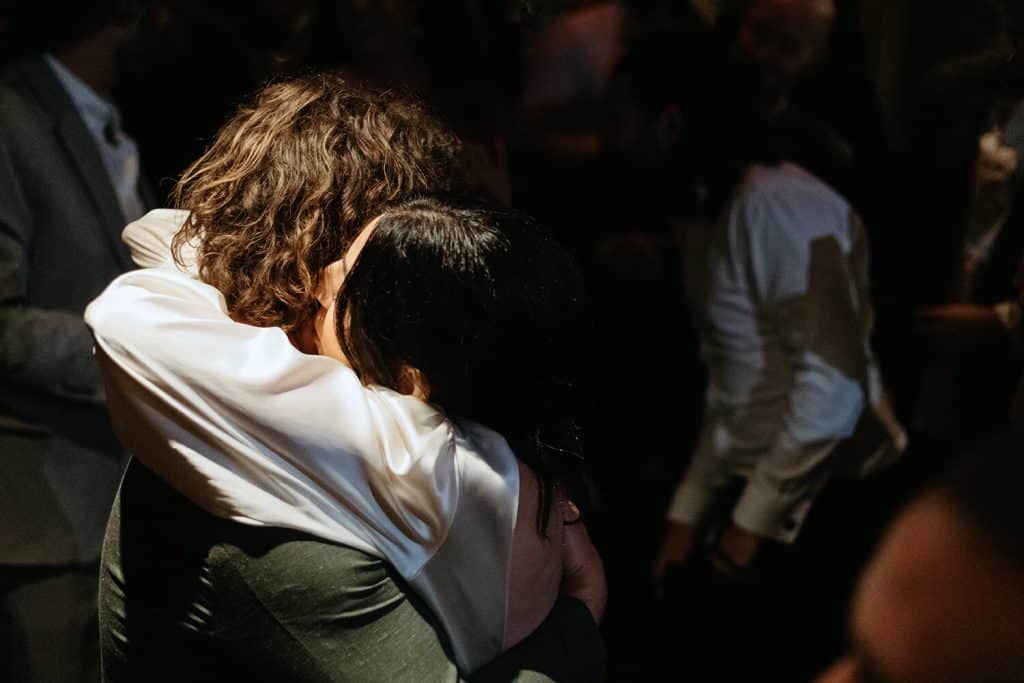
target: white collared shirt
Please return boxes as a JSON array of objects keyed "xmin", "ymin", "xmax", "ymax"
[
  {"xmin": 669, "ymin": 164, "xmax": 905, "ymax": 542},
  {"xmin": 45, "ymin": 54, "xmax": 145, "ymax": 224}
]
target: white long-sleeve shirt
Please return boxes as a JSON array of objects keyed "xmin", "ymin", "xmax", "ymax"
[
  {"xmin": 669, "ymin": 164, "xmax": 905, "ymax": 542},
  {"xmin": 85, "ymin": 211, "xmax": 520, "ymax": 671}
]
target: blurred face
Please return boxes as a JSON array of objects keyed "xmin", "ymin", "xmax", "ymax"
[
  {"xmin": 605, "ymin": 73, "xmax": 654, "ymax": 165},
  {"xmin": 604, "ymin": 73, "xmax": 681, "ymax": 172},
  {"xmin": 816, "ymin": 496, "xmax": 1024, "ymax": 683},
  {"xmin": 111, "ymin": 4, "xmax": 151, "ymax": 81},
  {"xmin": 736, "ymin": 0, "xmax": 835, "ymax": 95},
  {"xmin": 313, "ymin": 216, "xmax": 381, "ymax": 363}
]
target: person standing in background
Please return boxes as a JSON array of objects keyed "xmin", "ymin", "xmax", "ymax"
[
  {"xmin": 0, "ymin": 2, "xmax": 154, "ymax": 680},
  {"xmin": 603, "ymin": 25, "xmax": 904, "ymax": 678},
  {"xmin": 913, "ymin": 101, "xmax": 1024, "ymax": 449}
]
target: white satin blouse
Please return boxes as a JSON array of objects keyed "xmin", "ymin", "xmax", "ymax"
[{"xmin": 84, "ymin": 210, "xmax": 520, "ymax": 672}]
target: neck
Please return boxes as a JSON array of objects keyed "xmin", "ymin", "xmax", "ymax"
[{"xmin": 52, "ymin": 26, "xmax": 119, "ymax": 96}]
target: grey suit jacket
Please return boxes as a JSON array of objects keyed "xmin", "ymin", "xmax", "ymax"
[{"xmin": 0, "ymin": 55, "xmax": 154, "ymax": 565}]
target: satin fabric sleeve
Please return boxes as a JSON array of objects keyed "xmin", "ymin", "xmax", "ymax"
[
  {"xmin": 85, "ymin": 267, "xmax": 459, "ymax": 576},
  {"xmin": 119, "ymin": 208, "xmax": 195, "ymax": 272}
]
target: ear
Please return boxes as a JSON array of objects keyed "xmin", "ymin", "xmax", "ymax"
[
  {"xmin": 655, "ymin": 104, "xmax": 683, "ymax": 153},
  {"xmin": 316, "ymin": 258, "xmax": 348, "ymax": 307}
]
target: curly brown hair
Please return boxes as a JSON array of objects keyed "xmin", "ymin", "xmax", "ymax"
[{"xmin": 171, "ymin": 72, "xmax": 462, "ymax": 332}]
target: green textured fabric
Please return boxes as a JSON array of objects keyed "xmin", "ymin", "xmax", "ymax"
[{"xmin": 100, "ymin": 459, "xmax": 604, "ymax": 682}]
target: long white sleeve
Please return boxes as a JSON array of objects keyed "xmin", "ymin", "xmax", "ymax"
[
  {"xmin": 119, "ymin": 208, "xmax": 195, "ymax": 272},
  {"xmin": 87, "ymin": 268, "xmax": 461, "ymax": 562}
]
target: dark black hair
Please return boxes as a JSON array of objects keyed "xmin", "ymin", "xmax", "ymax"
[
  {"xmin": 936, "ymin": 432, "xmax": 1024, "ymax": 572},
  {"xmin": 335, "ymin": 198, "xmax": 589, "ymax": 534}
]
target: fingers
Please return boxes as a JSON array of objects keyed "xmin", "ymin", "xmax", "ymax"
[
  {"xmin": 712, "ymin": 523, "xmax": 763, "ymax": 575},
  {"xmin": 559, "ymin": 498, "xmax": 582, "ymax": 525},
  {"xmin": 977, "ymin": 132, "xmax": 1019, "ymax": 182},
  {"xmin": 652, "ymin": 522, "xmax": 697, "ymax": 595}
]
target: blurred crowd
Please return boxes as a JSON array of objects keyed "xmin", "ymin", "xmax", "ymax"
[{"xmin": 4, "ymin": 0, "xmax": 1024, "ymax": 681}]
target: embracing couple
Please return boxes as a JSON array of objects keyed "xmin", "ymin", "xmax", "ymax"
[{"xmin": 86, "ymin": 73, "xmax": 606, "ymax": 682}]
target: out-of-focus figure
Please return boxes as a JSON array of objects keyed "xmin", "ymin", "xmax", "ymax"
[
  {"xmin": 913, "ymin": 108, "xmax": 1024, "ymax": 442},
  {"xmin": 520, "ymin": 1, "xmax": 627, "ymax": 129},
  {"xmin": 0, "ymin": 2, "xmax": 154, "ymax": 680},
  {"xmin": 902, "ymin": 0, "xmax": 1024, "ymax": 309},
  {"xmin": 731, "ymin": 0, "xmax": 836, "ymax": 118},
  {"xmin": 603, "ymin": 25, "xmax": 903, "ymax": 679}
]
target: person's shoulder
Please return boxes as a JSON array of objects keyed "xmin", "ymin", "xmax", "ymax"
[
  {"xmin": 730, "ymin": 163, "xmax": 849, "ymax": 230},
  {"xmin": 737, "ymin": 162, "xmax": 846, "ymax": 207},
  {"xmin": 726, "ymin": 163, "xmax": 851, "ymax": 257},
  {"xmin": 453, "ymin": 419, "xmax": 519, "ymax": 482},
  {"xmin": 0, "ymin": 79, "xmax": 35, "ymax": 130},
  {"xmin": 0, "ymin": 59, "xmax": 53, "ymax": 141}
]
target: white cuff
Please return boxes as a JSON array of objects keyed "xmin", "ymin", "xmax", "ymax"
[
  {"xmin": 665, "ymin": 449, "xmax": 738, "ymax": 526},
  {"xmin": 731, "ymin": 476, "xmax": 821, "ymax": 544}
]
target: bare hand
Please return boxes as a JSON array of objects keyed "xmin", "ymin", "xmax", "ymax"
[
  {"xmin": 561, "ymin": 521, "xmax": 607, "ymax": 624},
  {"xmin": 976, "ymin": 132, "xmax": 1018, "ymax": 186},
  {"xmin": 712, "ymin": 523, "xmax": 763, "ymax": 574},
  {"xmin": 916, "ymin": 304, "xmax": 1005, "ymax": 351},
  {"xmin": 653, "ymin": 522, "xmax": 696, "ymax": 587}
]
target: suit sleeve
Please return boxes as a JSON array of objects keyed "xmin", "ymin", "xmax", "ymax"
[{"xmin": 0, "ymin": 124, "xmax": 108, "ymax": 411}]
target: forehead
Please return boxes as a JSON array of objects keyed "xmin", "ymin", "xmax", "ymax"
[{"xmin": 851, "ymin": 498, "xmax": 1024, "ymax": 682}]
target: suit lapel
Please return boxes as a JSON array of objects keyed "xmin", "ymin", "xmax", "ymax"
[
  {"xmin": 56, "ymin": 114, "xmax": 134, "ymax": 270},
  {"xmin": 11, "ymin": 58, "xmax": 133, "ymax": 270}
]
